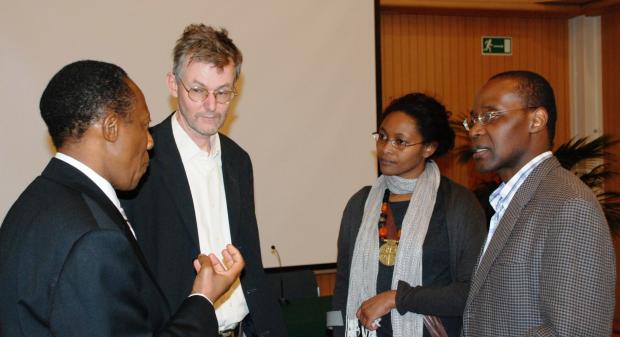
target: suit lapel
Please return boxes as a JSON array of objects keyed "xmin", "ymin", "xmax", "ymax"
[
  {"xmin": 42, "ymin": 159, "xmax": 164, "ymax": 295},
  {"xmin": 43, "ymin": 159, "xmax": 130, "ymax": 234},
  {"xmin": 468, "ymin": 157, "xmax": 561, "ymax": 300},
  {"xmin": 151, "ymin": 116, "xmax": 200, "ymax": 249},
  {"xmin": 221, "ymin": 136, "xmax": 242, "ymax": 245}
]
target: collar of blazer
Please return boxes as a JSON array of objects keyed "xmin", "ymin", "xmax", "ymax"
[
  {"xmin": 467, "ymin": 156, "xmax": 560, "ymax": 300},
  {"xmin": 44, "ymin": 158, "xmax": 133, "ymax": 234},
  {"xmin": 149, "ymin": 114, "xmax": 243, "ymax": 250},
  {"xmin": 42, "ymin": 158, "xmax": 167, "ymax": 306}
]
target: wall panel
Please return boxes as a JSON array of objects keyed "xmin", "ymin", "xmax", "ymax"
[
  {"xmin": 380, "ymin": 12, "xmax": 570, "ymax": 188},
  {"xmin": 602, "ymin": 7, "xmax": 620, "ymax": 191},
  {"xmin": 601, "ymin": 5, "xmax": 620, "ymax": 335},
  {"xmin": 316, "ymin": 271, "xmax": 337, "ymax": 297}
]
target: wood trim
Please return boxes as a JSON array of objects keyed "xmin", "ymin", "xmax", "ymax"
[
  {"xmin": 265, "ymin": 266, "xmax": 337, "ymax": 297},
  {"xmin": 380, "ymin": 12, "xmax": 570, "ymax": 189},
  {"xmin": 601, "ymin": 5, "xmax": 620, "ymax": 335},
  {"xmin": 381, "ymin": 0, "xmax": 582, "ymax": 17},
  {"xmin": 601, "ymin": 0, "xmax": 620, "ymax": 191},
  {"xmin": 381, "ymin": 0, "xmax": 620, "ymax": 17},
  {"xmin": 583, "ymin": 0, "xmax": 620, "ymax": 15},
  {"xmin": 316, "ymin": 270, "xmax": 337, "ymax": 296}
]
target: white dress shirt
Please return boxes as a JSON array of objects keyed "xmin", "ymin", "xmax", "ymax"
[
  {"xmin": 481, "ymin": 151, "xmax": 553, "ymax": 256},
  {"xmin": 172, "ymin": 114, "xmax": 249, "ymax": 331},
  {"xmin": 54, "ymin": 152, "xmax": 136, "ymax": 238},
  {"xmin": 56, "ymin": 153, "xmax": 215, "ymax": 306}
]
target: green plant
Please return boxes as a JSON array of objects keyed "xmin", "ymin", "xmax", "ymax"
[{"xmin": 454, "ymin": 130, "xmax": 620, "ymax": 234}]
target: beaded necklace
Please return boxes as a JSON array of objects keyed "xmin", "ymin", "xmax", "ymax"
[{"xmin": 378, "ymin": 189, "xmax": 401, "ymax": 266}]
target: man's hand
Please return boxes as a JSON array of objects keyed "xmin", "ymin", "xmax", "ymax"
[
  {"xmin": 191, "ymin": 244, "xmax": 245, "ymax": 303},
  {"xmin": 356, "ymin": 290, "xmax": 396, "ymax": 330}
]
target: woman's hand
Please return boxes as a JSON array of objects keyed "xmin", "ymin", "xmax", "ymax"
[{"xmin": 356, "ymin": 290, "xmax": 397, "ymax": 330}]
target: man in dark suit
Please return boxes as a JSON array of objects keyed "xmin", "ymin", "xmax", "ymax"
[
  {"xmin": 122, "ymin": 24, "xmax": 287, "ymax": 337},
  {"xmin": 461, "ymin": 70, "xmax": 615, "ymax": 336},
  {"xmin": 0, "ymin": 60, "xmax": 245, "ymax": 337}
]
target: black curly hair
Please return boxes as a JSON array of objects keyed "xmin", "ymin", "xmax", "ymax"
[
  {"xmin": 489, "ymin": 70, "xmax": 557, "ymax": 147},
  {"xmin": 380, "ymin": 93, "xmax": 455, "ymax": 160},
  {"xmin": 40, "ymin": 60, "xmax": 134, "ymax": 148}
]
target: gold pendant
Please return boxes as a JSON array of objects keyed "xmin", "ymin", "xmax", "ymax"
[{"xmin": 379, "ymin": 239, "xmax": 398, "ymax": 266}]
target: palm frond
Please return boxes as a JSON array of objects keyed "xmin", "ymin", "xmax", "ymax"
[
  {"xmin": 450, "ymin": 116, "xmax": 468, "ymax": 137},
  {"xmin": 597, "ymin": 191, "xmax": 620, "ymax": 201},
  {"xmin": 472, "ymin": 180, "xmax": 500, "ymax": 225},
  {"xmin": 554, "ymin": 135, "xmax": 619, "ymax": 170},
  {"xmin": 450, "ymin": 117, "xmax": 473, "ymax": 164},
  {"xmin": 596, "ymin": 191, "xmax": 620, "ymax": 233},
  {"xmin": 459, "ymin": 133, "xmax": 620, "ymax": 234},
  {"xmin": 577, "ymin": 164, "xmax": 616, "ymax": 189},
  {"xmin": 455, "ymin": 145, "xmax": 474, "ymax": 164}
]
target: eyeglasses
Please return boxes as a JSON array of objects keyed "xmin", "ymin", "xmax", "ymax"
[
  {"xmin": 462, "ymin": 107, "xmax": 537, "ymax": 131},
  {"xmin": 372, "ymin": 132, "xmax": 424, "ymax": 151},
  {"xmin": 176, "ymin": 76, "xmax": 237, "ymax": 104}
]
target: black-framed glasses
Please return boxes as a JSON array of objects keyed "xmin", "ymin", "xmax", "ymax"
[
  {"xmin": 176, "ymin": 76, "xmax": 237, "ymax": 104},
  {"xmin": 372, "ymin": 132, "xmax": 424, "ymax": 151},
  {"xmin": 462, "ymin": 107, "xmax": 537, "ymax": 131}
]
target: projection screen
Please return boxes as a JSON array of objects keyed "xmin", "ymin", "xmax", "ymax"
[{"xmin": 0, "ymin": 0, "xmax": 377, "ymax": 267}]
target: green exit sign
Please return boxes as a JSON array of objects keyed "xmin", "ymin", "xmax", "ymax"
[{"xmin": 482, "ymin": 36, "xmax": 512, "ymax": 55}]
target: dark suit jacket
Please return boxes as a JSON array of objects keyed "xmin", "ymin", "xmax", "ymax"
[
  {"xmin": 0, "ymin": 158, "xmax": 218, "ymax": 337},
  {"xmin": 121, "ymin": 115, "xmax": 287, "ymax": 337},
  {"xmin": 462, "ymin": 156, "xmax": 616, "ymax": 336}
]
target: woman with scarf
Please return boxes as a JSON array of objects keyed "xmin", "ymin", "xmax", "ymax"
[{"xmin": 331, "ymin": 93, "xmax": 486, "ymax": 337}]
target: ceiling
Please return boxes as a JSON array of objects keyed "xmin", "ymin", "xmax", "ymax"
[
  {"xmin": 537, "ymin": 0, "xmax": 596, "ymax": 3},
  {"xmin": 380, "ymin": 0, "xmax": 620, "ymax": 16}
]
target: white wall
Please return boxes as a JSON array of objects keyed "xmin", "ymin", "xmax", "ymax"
[
  {"xmin": 569, "ymin": 15, "xmax": 603, "ymax": 139},
  {"xmin": 0, "ymin": 0, "xmax": 377, "ymax": 267},
  {"xmin": 568, "ymin": 15, "xmax": 603, "ymax": 176}
]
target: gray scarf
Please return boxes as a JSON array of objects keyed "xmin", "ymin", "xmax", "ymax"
[{"xmin": 345, "ymin": 161, "xmax": 440, "ymax": 337}]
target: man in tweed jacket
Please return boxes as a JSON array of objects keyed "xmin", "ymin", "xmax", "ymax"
[{"xmin": 461, "ymin": 70, "xmax": 615, "ymax": 336}]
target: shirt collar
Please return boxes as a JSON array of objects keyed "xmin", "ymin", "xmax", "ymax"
[
  {"xmin": 54, "ymin": 152, "xmax": 123, "ymax": 211},
  {"xmin": 172, "ymin": 112, "xmax": 221, "ymax": 161},
  {"xmin": 490, "ymin": 151, "xmax": 553, "ymax": 211}
]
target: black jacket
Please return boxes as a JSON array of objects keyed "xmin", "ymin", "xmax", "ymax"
[
  {"xmin": 0, "ymin": 158, "xmax": 217, "ymax": 337},
  {"xmin": 121, "ymin": 115, "xmax": 287, "ymax": 337},
  {"xmin": 331, "ymin": 176, "xmax": 487, "ymax": 337}
]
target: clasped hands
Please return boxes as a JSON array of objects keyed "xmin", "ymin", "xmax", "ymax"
[
  {"xmin": 191, "ymin": 244, "xmax": 245, "ymax": 303},
  {"xmin": 356, "ymin": 290, "xmax": 449, "ymax": 337},
  {"xmin": 356, "ymin": 290, "xmax": 396, "ymax": 330}
]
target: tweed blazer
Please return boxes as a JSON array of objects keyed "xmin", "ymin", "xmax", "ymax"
[{"xmin": 462, "ymin": 156, "xmax": 616, "ymax": 336}]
